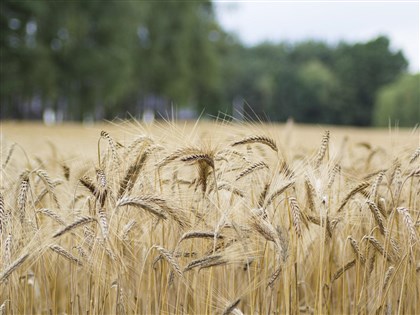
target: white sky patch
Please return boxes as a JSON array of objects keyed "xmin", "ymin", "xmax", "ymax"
[{"xmin": 215, "ymin": 1, "xmax": 419, "ymax": 72}]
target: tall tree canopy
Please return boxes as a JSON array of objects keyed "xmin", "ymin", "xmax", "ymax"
[{"xmin": 0, "ymin": 1, "xmax": 412, "ymax": 126}]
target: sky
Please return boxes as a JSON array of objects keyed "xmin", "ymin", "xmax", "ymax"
[{"xmin": 215, "ymin": 1, "xmax": 419, "ymax": 73}]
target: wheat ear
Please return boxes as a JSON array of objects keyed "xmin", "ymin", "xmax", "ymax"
[
  {"xmin": 0, "ymin": 253, "xmax": 29, "ymax": 284},
  {"xmin": 17, "ymin": 170, "xmax": 30, "ymax": 223},
  {"xmin": 0, "ymin": 193, "xmax": 5, "ymax": 234},
  {"xmin": 50, "ymin": 245, "xmax": 82, "ymax": 266},
  {"xmin": 2, "ymin": 143, "xmax": 16, "ymax": 170},
  {"xmin": 288, "ymin": 197, "xmax": 302, "ymax": 237},
  {"xmin": 337, "ymin": 182, "xmax": 370, "ymax": 212},
  {"xmin": 232, "ymin": 135, "xmax": 278, "ymax": 152},
  {"xmin": 222, "ymin": 298, "xmax": 241, "ymax": 315},
  {"xmin": 315, "ymin": 130, "xmax": 330, "ymax": 168},
  {"xmin": 331, "ymin": 259, "xmax": 356, "ymax": 283},
  {"xmin": 409, "ymin": 147, "xmax": 420, "ymax": 164},
  {"xmin": 264, "ymin": 180, "xmax": 294, "ymax": 208},
  {"xmin": 367, "ymin": 201, "xmax": 386, "ymax": 235},
  {"xmin": 153, "ymin": 245, "xmax": 184, "ymax": 279},
  {"xmin": 36, "ymin": 208, "xmax": 66, "ymax": 226},
  {"xmin": 236, "ymin": 161, "xmax": 268, "ymax": 181},
  {"xmin": 397, "ymin": 207, "xmax": 418, "ymax": 246},
  {"xmin": 53, "ymin": 216, "xmax": 96, "ymax": 238}
]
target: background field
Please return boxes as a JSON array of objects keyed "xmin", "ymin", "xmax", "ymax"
[{"xmin": 0, "ymin": 122, "xmax": 419, "ymax": 314}]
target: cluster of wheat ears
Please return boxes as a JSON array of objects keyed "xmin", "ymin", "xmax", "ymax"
[{"xmin": 0, "ymin": 122, "xmax": 419, "ymax": 314}]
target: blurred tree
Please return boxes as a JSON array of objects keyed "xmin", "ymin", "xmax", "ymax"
[
  {"xmin": 0, "ymin": 1, "xmax": 410, "ymax": 126},
  {"xmin": 373, "ymin": 74, "xmax": 420, "ymax": 127},
  {"xmin": 135, "ymin": 0, "xmax": 220, "ymax": 116},
  {"xmin": 1, "ymin": 0, "xmax": 221, "ymax": 120},
  {"xmin": 333, "ymin": 36, "xmax": 408, "ymax": 125},
  {"xmin": 294, "ymin": 60, "xmax": 340, "ymax": 123}
]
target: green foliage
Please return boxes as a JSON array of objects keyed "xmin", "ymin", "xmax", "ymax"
[
  {"xmin": 0, "ymin": 1, "xmax": 410, "ymax": 125},
  {"xmin": 222, "ymin": 37, "xmax": 408, "ymax": 125},
  {"xmin": 373, "ymin": 74, "xmax": 420, "ymax": 127}
]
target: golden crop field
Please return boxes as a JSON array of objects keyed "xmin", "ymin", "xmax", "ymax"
[{"xmin": 0, "ymin": 121, "xmax": 419, "ymax": 314}]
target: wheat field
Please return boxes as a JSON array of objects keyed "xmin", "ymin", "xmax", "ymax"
[{"xmin": 0, "ymin": 120, "xmax": 419, "ymax": 314}]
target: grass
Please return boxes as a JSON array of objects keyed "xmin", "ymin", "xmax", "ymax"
[{"xmin": 0, "ymin": 120, "xmax": 419, "ymax": 314}]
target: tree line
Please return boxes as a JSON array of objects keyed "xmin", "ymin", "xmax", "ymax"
[{"xmin": 1, "ymin": 1, "xmax": 418, "ymax": 126}]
